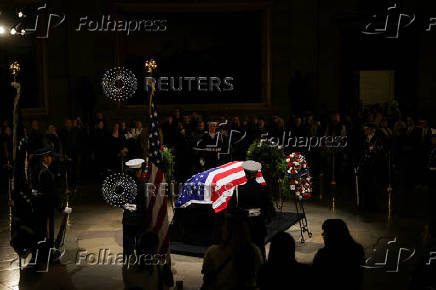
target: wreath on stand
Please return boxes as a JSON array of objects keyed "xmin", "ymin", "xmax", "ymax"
[
  {"xmin": 246, "ymin": 141, "xmax": 291, "ymax": 210},
  {"xmin": 286, "ymin": 152, "xmax": 312, "ymax": 200}
]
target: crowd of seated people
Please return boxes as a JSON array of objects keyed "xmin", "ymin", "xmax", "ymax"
[{"xmin": 201, "ymin": 216, "xmax": 365, "ymax": 290}]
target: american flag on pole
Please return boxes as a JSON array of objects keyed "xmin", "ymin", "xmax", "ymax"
[
  {"xmin": 175, "ymin": 161, "xmax": 266, "ymax": 213},
  {"xmin": 145, "ymin": 86, "xmax": 169, "ymax": 254}
]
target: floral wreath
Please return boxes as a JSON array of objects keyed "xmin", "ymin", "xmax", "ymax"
[{"xmin": 286, "ymin": 152, "xmax": 311, "ymax": 200}]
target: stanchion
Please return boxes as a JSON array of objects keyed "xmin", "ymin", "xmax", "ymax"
[
  {"xmin": 293, "ymin": 192, "xmax": 312, "ymax": 243},
  {"xmin": 387, "ymin": 150, "xmax": 392, "ymax": 224},
  {"xmin": 387, "ymin": 150, "xmax": 392, "ymax": 193},
  {"xmin": 330, "ymin": 148, "xmax": 336, "ymax": 185},
  {"xmin": 354, "ymin": 167, "xmax": 359, "ymax": 208}
]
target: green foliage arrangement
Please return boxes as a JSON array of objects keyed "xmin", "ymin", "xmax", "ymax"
[
  {"xmin": 246, "ymin": 141, "xmax": 291, "ymax": 207},
  {"xmin": 161, "ymin": 145, "xmax": 175, "ymax": 182}
]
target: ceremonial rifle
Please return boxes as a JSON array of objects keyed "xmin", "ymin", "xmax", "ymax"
[{"xmin": 54, "ymin": 164, "xmax": 72, "ymax": 251}]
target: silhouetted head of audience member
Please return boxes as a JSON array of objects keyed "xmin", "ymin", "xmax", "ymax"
[
  {"xmin": 294, "ymin": 117, "xmax": 302, "ymax": 128},
  {"xmin": 406, "ymin": 116, "xmax": 415, "ymax": 128},
  {"xmin": 198, "ymin": 121, "xmax": 205, "ymax": 131},
  {"xmin": 222, "ymin": 213, "xmax": 258, "ymax": 283},
  {"xmin": 423, "ymin": 221, "xmax": 436, "ymax": 248},
  {"xmin": 47, "ymin": 125, "xmax": 57, "ymax": 135},
  {"xmin": 208, "ymin": 122, "xmax": 218, "ymax": 134},
  {"xmin": 31, "ymin": 119, "xmax": 39, "ymax": 130},
  {"xmin": 96, "ymin": 120, "xmax": 104, "ymax": 129},
  {"xmin": 183, "ymin": 114, "xmax": 191, "ymax": 125},
  {"xmin": 64, "ymin": 118, "xmax": 73, "ymax": 129},
  {"xmin": 321, "ymin": 219, "xmax": 356, "ymax": 249},
  {"xmin": 431, "ymin": 128, "xmax": 436, "ymax": 145},
  {"xmin": 96, "ymin": 112, "xmax": 104, "ymax": 121},
  {"xmin": 3, "ymin": 126, "xmax": 12, "ymax": 136},
  {"xmin": 268, "ymin": 231, "xmax": 296, "ymax": 266},
  {"xmin": 135, "ymin": 121, "xmax": 143, "ymax": 129},
  {"xmin": 174, "ymin": 108, "xmax": 181, "ymax": 119}
]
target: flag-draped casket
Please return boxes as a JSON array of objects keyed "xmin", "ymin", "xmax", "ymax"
[{"xmin": 175, "ymin": 161, "xmax": 266, "ymax": 213}]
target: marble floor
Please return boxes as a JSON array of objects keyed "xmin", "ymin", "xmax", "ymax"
[{"xmin": 0, "ymin": 179, "xmax": 430, "ymax": 290}]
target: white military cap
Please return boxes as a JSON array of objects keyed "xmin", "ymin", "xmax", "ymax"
[
  {"xmin": 125, "ymin": 158, "xmax": 145, "ymax": 168},
  {"xmin": 241, "ymin": 160, "xmax": 261, "ymax": 172}
]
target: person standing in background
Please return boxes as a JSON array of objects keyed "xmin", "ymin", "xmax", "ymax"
[{"xmin": 107, "ymin": 123, "xmax": 124, "ymax": 172}]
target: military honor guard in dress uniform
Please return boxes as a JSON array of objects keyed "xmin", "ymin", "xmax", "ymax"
[
  {"xmin": 30, "ymin": 145, "xmax": 72, "ymax": 266},
  {"xmin": 122, "ymin": 158, "xmax": 147, "ymax": 259},
  {"xmin": 228, "ymin": 160, "xmax": 275, "ymax": 258}
]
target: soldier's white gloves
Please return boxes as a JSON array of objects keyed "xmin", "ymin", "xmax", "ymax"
[
  {"xmin": 64, "ymin": 207, "xmax": 72, "ymax": 214},
  {"xmin": 199, "ymin": 158, "xmax": 205, "ymax": 167},
  {"xmin": 123, "ymin": 204, "xmax": 137, "ymax": 212}
]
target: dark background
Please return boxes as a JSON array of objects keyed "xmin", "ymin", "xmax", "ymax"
[
  {"xmin": 123, "ymin": 11, "xmax": 263, "ymax": 105},
  {"xmin": 0, "ymin": 0, "xmax": 435, "ymax": 125}
]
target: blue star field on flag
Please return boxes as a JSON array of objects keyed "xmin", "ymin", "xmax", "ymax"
[
  {"xmin": 148, "ymin": 100, "xmax": 162, "ymax": 166},
  {"xmin": 176, "ymin": 168, "xmax": 216, "ymax": 207}
]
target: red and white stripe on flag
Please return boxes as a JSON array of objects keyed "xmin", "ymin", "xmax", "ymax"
[
  {"xmin": 210, "ymin": 161, "xmax": 267, "ymax": 213},
  {"xmin": 145, "ymin": 162, "xmax": 170, "ymax": 254}
]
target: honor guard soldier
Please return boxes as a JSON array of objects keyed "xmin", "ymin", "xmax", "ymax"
[
  {"xmin": 31, "ymin": 145, "xmax": 72, "ymax": 265},
  {"xmin": 228, "ymin": 160, "xmax": 275, "ymax": 258},
  {"xmin": 123, "ymin": 158, "xmax": 147, "ymax": 260}
]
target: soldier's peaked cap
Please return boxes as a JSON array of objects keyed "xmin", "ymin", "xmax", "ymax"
[
  {"xmin": 241, "ymin": 160, "xmax": 261, "ymax": 172},
  {"xmin": 125, "ymin": 158, "xmax": 145, "ymax": 169}
]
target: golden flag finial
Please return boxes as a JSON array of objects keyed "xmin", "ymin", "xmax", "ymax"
[{"xmin": 145, "ymin": 59, "xmax": 157, "ymax": 73}]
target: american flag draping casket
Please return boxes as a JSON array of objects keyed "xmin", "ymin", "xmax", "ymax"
[{"xmin": 175, "ymin": 161, "xmax": 266, "ymax": 213}]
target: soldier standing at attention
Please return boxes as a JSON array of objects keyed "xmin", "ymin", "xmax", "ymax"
[
  {"xmin": 122, "ymin": 158, "xmax": 147, "ymax": 260},
  {"xmin": 228, "ymin": 160, "xmax": 275, "ymax": 258},
  {"xmin": 31, "ymin": 145, "xmax": 72, "ymax": 266}
]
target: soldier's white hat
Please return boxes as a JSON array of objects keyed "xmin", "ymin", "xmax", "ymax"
[
  {"xmin": 241, "ymin": 160, "xmax": 261, "ymax": 172},
  {"xmin": 125, "ymin": 158, "xmax": 145, "ymax": 168}
]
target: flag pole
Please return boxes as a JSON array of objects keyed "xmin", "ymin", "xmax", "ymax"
[
  {"xmin": 144, "ymin": 59, "xmax": 157, "ymax": 162},
  {"xmin": 9, "ymin": 61, "xmax": 21, "ymax": 232},
  {"xmin": 145, "ymin": 59, "xmax": 157, "ymax": 115}
]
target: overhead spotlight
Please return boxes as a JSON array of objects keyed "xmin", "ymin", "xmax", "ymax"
[
  {"xmin": 10, "ymin": 28, "xmax": 16, "ymax": 35},
  {"xmin": 0, "ymin": 26, "xmax": 5, "ymax": 34}
]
